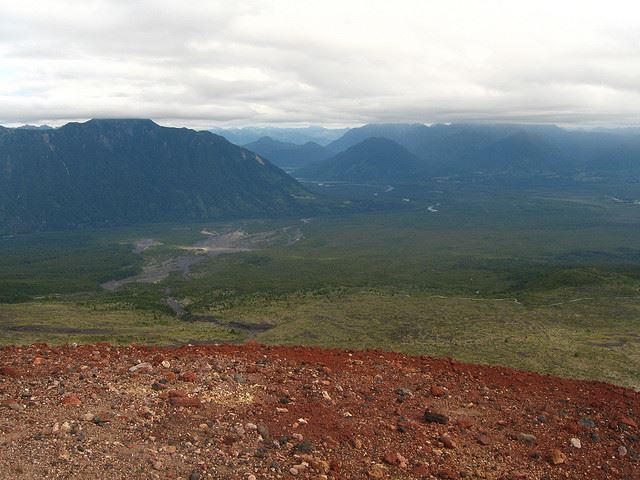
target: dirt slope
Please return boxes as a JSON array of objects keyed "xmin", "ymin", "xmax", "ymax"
[{"xmin": 0, "ymin": 343, "xmax": 638, "ymax": 479}]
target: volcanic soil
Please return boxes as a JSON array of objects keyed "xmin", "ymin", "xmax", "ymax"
[{"xmin": 0, "ymin": 343, "xmax": 638, "ymax": 479}]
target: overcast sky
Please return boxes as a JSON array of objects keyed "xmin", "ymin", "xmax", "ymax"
[{"xmin": 1, "ymin": 0, "xmax": 640, "ymax": 128}]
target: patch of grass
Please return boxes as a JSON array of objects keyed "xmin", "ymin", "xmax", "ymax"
[
  {"xmin": 0, "ymin": 302, "xmax": 241, "ymax": 346},
  {"xmin": 205, "ymin": 288, "xmax": 640, "ymax": 389}
]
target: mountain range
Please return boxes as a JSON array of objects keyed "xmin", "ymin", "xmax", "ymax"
[
  {"xmin": 302, "ymin": 123, "xmax": 640, "ymax": 181},
  {"xmin": 3, "ymin": 118, "xmax": 640, "ymax": 234},
  {"xmin": 0, "ymin": 119, "xmax": 314, "ymax": 233},
  {"xmin": 209, "ymin": 126, "xmax": 347, "ymax": 146},
  {"xmin": 243, "ymin": 136, "xmax": 331, "ymax": 169}
]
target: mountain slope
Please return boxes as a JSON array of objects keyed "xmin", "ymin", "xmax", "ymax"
[
  {"xmin": 0, "ymin": 343, "xmax": 637, "ymax": 479},
  {"xmin": 0, "ymin": 119, "xmax": 313, "ymax": 233},
  {"xmin": 327, "ymin": 123, "xmax": 640, "ymax": 178},
  {"xmin": 448, "ymin": 131, "xmax": 568, "ymax": 175},
  {"xmin": 243, "ymin": 136, "xmax": 331, "ymax": 169},
  {"xmin": 298, "ymin": 137, "xmax": 423, "ymax": 182},
  {"xmin": 326, "ymin": 123, "xmax": 431, "ymax": 155}
]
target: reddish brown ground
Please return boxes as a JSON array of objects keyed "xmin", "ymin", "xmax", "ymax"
[{"xmin": 0, "ymin": 343, "xmax": 638, "ymax": 479}]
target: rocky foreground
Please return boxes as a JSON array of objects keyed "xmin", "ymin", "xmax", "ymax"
[{"xmin": 0, "ymin": 343, "xmax": 638, "ymax": 479}]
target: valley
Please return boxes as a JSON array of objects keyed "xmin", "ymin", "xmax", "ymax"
[
  {"xmin": 4, "ymin": 4, "xmax": 640, "ymax": 477},
  {"xmin": 1, "ymin": 180, "xmax": 639, "ymax": 389}
]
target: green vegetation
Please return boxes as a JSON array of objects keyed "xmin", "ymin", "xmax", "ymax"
[
  {"xmin": 0, "ymin": 119, "xmax": 321, "ymax": 234},
  {"xmin": 0, "ymin": 302, "xmax": 240, "ymax": 346},
  {"xmin": 1, "ymin": 180, "xmax": 639, "ymax": 389}
]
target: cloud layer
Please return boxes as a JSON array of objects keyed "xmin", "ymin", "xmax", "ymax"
[{"xmin": 1, "ymin": 0, "xmax": 640, "ymax": 127}]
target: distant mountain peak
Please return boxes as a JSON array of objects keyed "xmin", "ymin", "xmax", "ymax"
[
  {"xmin": 15, "ymin": 124, "xmax": 54, "ymax": 130},
  {"xmin": 298, "ymin": 136, "xmax": 422, "ymax": 183}
]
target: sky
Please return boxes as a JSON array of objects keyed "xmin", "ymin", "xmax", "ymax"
[{"xmin": 1, "ymin": 0, "xmax": 640, "ymax": 128}]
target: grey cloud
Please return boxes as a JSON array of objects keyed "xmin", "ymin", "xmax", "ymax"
[{"xmin": 1, "ymin": 0, "xmax": 640, "ymax": 127}]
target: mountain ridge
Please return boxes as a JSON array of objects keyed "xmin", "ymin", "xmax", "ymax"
[
  {"xmin": 0, "ymin": 119, "xmax": 315, "ymax": 233},
  {"xmin": 243, "ymin": 136, "xmax": 331, "ymax": 169}
]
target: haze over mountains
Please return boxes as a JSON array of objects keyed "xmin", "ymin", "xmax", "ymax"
[
  {"xmin": 218, "ymin": 122, "xmax": 640, "ymax": 181},
  {"xmin": 209, "ymin": 126, "xmax": 347, "ymax": 146},
  {"xmin": 0, "ymin": 119, "xmax": 313, "ymax": 234}
]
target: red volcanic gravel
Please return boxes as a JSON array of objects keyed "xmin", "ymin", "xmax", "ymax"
[{"xmin": 0, "ymin": 342, "xmax": 638, "ymax": 479}]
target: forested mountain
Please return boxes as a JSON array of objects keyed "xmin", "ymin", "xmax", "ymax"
[
  {"xmin": 297, "ymin": 137, "xmax": 422, "ymax": 182},
  {"xmin": 243, "ymin": 136, "xmax": 331, "ymax": 169},
  {"xmin": 0, "ymin": 119, "xmax": 314, "ymax": 233},
  {"xmin": 318, "ymin": 123, "xmax": 640, "ymax": 179}
]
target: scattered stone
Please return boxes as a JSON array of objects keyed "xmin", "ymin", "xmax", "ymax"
[
  {"xmin": 579, "ymin": 417, "xmax": 595, "ymax": 428},
  {"xmin": 321, "ymin": 391, "xmax": 332, "ymax": 401},
  {"xmin": 257, "ymin": 423, "xmax": 270, "ymax": 440},
  {"xmin": 430, "ymin": 384, "xmax": 447, "ymax": 397},
  {"xmin": 515, "ymin": 433, "xmax": 536, "ymax": 444},
  {"xmin": 367, "ymin": 465, "xmax": 386, "ymax": 479},
  {"xmin": 181, "ymin": 372, "xmax": 197, "ymax": 382},
  {"xmin": 61, "ymin": 393, "xmax": 82, "ymax": 407},
  {"xmin": 620, "ymin": 416, "xmax": 638, "ymax": 429},
  {"xmin": 457, "ymin": 417, "xmax": 474, "ymax": 429},
  {"xmin": 424, "ymin": 410, "xmax": 449, "ymax": 424},
  {"xmin": 6, "ymin": 402, "xmax": 24, "ymax": 412},
  {"xmin": 551, "ymin": 449, "xmax": 566, "ymax": 465},
  {"xmin": 129, "ymin": 362, "xmax": 153, "ymax": 373},
  {"xmin": 161, "ymin": 360, "xmax": 171, "ymax": 368},
  {"xmin": 383, "ymin": 452, "xmax": 408, "ymax": 468},
  {"xmin": 440, "ymin": 435, "xmax": 457, "ymax": 449},
  {"xmin": 0, "ymin": 343, "xmax": 638, "ymax": 479},
  {"xmin": 396, "ymin": 388, "xmax": 413, "ymax": 398},
  {"xmin": 436, "ymin": 467, "xmax": 458, "ymax": 479},
  {"xmin": 0, "ymin": 366, "xmax": 21, "ymax": 378},
  {"xmin": 294, "ymin": 440, "xmax": 314, "ymax": 453},
  {"xmin": 169, "ymin": 396, "xmax": 201, "ymax": 407},
  {"xmin": 413, "ymin": 463, "xmax": 431, "ymax": 478},
  {"xmin": 167, "ymin": 389, "xmax": 187, "ymax": 398},
  {"xmin": 233, "ymin": 373, "xmax": 245, "ymax": 384}
]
